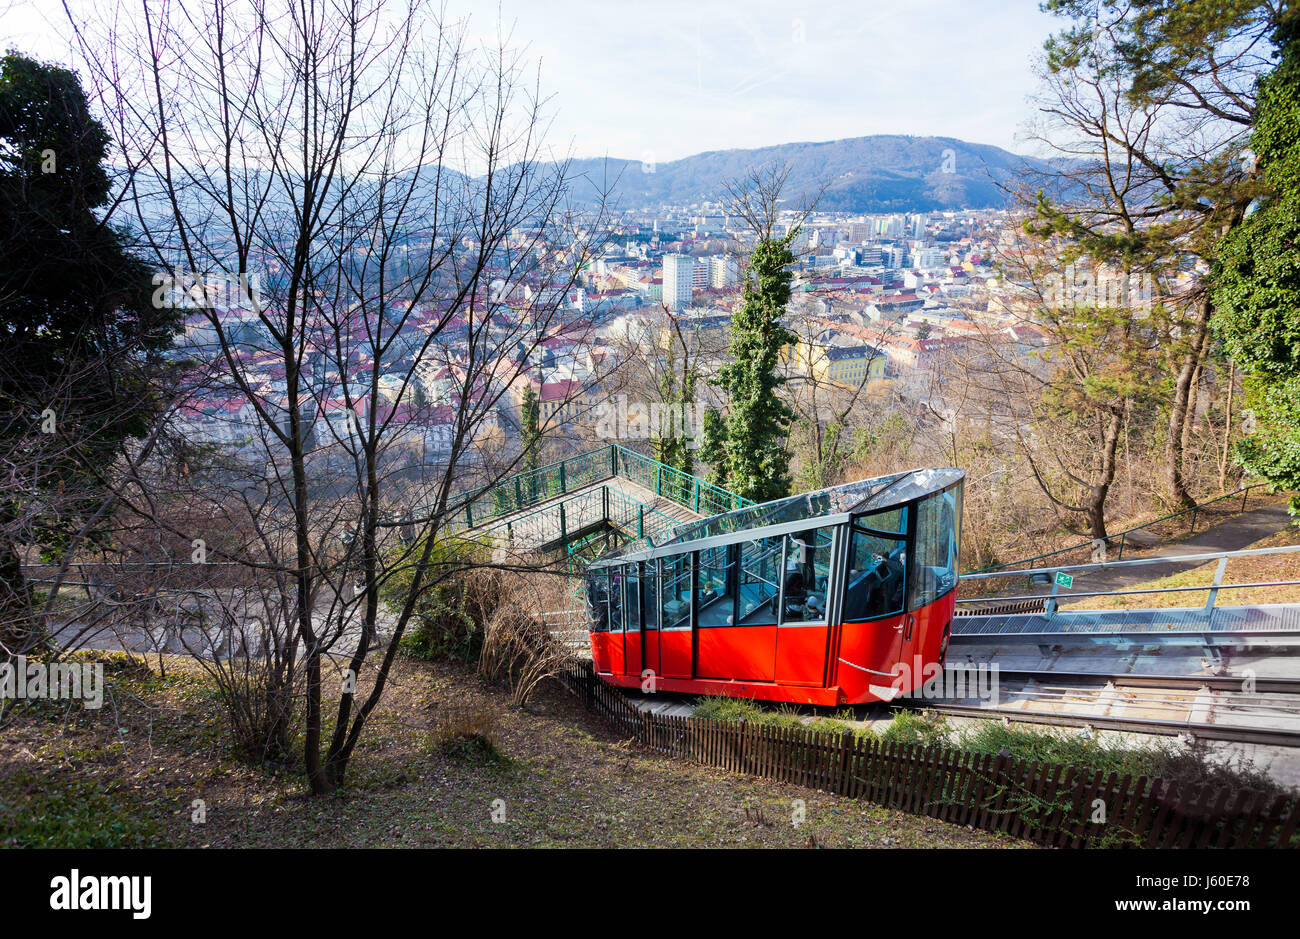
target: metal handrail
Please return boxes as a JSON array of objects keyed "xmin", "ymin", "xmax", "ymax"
[
  {"xmin": 970, "ymin": 481, "xmax": 1275, "ymax": 574},
  {"xmin": 453, "ymin": 442, "xmax": 749, "ymax": 531},
  {"xmin": 610, "ymin": 444, "xmax": 753, "ymax": 515},
  {"xmin": 956, "ymin": 543, "xmax": 1300, "ymax": 616},
  {"xmin": 956, "ymin": 580, "xmax": 1300, "ymax": 605},
  {"xmin": 473, "ymin": 481, "xmax": 680, "ymax": 543},
  {"xmin": 962, "ymin": 543, "xmax": 1300, "ymax": 581}
]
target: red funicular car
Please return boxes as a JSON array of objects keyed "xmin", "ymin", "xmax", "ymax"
[{"xmin": 584, "ymin": 468, "xmax": 963, "ymax": 705}]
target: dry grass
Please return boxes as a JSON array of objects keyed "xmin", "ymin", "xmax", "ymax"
[
  {"xmin": 0, "ymin": 654, "xmax": 1029, "ymax": 849},
  {"xmin": 1065, "ymin": 525, "xmax": 1300, "ymax": 610}
]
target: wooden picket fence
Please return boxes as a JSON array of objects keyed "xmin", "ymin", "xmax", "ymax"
[{"xmin": 560, "ymin": 661, "xmax": 1300, "ymax": 848}]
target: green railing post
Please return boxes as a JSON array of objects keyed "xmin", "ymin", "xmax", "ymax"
[
  {"xmin": 610, "ymin": 444, "xmax": 617, "ymax": 477},
  {"xmin": 466, "ymin": 502, "xmax": 473, "ymax": 527},
  {"xmin": 515, "ymin": 476, "xmax": 522, "ymax": 509},
  {"xmin": 638, "ymin": 506, "xmax": 644, "ymax": 538},
  {"xmin": 1118, "ymin": 533, "xmax": 1126, "ymax": 561},
  {"xmin": 694, "ymin": 478, "xmax": 701, "ymax": 512},
  {"xmin": 561, "ymin": 461, "xmax": 567, "ymax": 495},
  {"xmin": 560, "ymin": 503, "xmax": 567, "ymax": 543},
  {"xmin": 655, "ymin": 464, "xmax": 661, "ymax": 497}
]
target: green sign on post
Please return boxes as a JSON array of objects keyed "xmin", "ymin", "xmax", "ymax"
[{"xmin": 1055, "ymin": 571, "xmax": 1074, "ymax": 589}]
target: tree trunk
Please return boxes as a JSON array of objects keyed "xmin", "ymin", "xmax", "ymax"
[
  {"xmin": 1165, "ymin": 297, "xmax": 1212, "ymax": 510},
  {"xmin": 1086, "ymin": 408, "xmax": 1126, "ymax": 540},
  {"xmin": 0, "ymin": 532, "xmax": 33, "ymax": 660},
  {"xmin": 1219, "ymin": 361, "xmax": 1235, "ymax": 491}
]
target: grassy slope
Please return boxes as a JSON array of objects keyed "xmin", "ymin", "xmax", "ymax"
[
  {"xmin": 0, "ymin": 656, "xmax": 1026, "ymax": 849},
  {"xmin": 1066, "ymin": 525, "xmax": 1300, "ymax": 610}
]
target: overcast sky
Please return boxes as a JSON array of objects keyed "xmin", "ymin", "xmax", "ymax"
[{"xmin": 4, "ymin": 0, "xmax": 1060, "ymax": 163}]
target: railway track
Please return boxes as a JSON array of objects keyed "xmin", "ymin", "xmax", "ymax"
[
  {"xmin": 965, "ymin": 668, "xmax": 1300, "ymax": 695},
  {"xmin": 893, "ymin": 664, "xmax": 1300, "ymax": 748},
  {"xmin": 902, "ymin": 700, "xmax": 1300, "ymax": 747}
]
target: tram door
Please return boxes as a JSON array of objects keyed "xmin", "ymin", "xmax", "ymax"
[
  {"xmin": 623, "ymin": 567, "xmax": 642, "ymax": 678},
  {"xmin": 697, "ymin": 543, "xmax": 777, "ymax": 682},
  {"xmin": 774, "ymin": 527, "xmax": 834, "ymax": 686},
  {"xmin": 903, "ymin": 489, "xmax": 960, "ymax": 680},
  {"xmin": 608, "ymin": 567, "xmax": 626, "ymax": 676},
  {"xmin": 658, "ymin": 554, "xmax": 693, "ymax": 678},
  {"xmin": 838, "ymin": 516, "xmax": 910, "ymax": 697},
  {"xmin": 642, "ymin": 561, "xmax": 660, "ymax": 680}
]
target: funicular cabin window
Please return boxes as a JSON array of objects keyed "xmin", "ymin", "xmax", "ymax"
[
  {"xmin": 908, "ymin": 489, "xmax": 959, "ymax": 609},
  {"xmin": 643, "ymin": 561, "xmax": 659, "ymax": 631},
  {"xmin": 608, "ymin": 566, "xmax": 624, "ymax": 632},
  {"xmin": 738, "ymin": 536, "xmax": 781, "ymax": 625},
  {"xmin": 585, "ymin": 573, "xmax": 609, "ymax": 631},
  {"xmin": 696, "ymin": 545, "xmax": 736, "ymax": 627},
  {"xmin": 661, "ymin": 554, "xmax": 690, "ymax": 629},
  {"xmin": 624, "ymin": 566, "xmax": 641, "ymax": 633},
  {"xmin": 844, "ymin": 506, "xmax": 908, "ymax": 621},
  {"xmin": 781, "ymin": 526, "xmax": 832, "ymax": 623}
]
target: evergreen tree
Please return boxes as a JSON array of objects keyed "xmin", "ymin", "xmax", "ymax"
[
  {"xmin": 652, "ymin": 338, "xmax": 695, "ymax": 478},
  {"xmin": 0, "ymin": 52, "xmax": 178, "ymax": 654},
  {"xmin": 520, "ymin": 384, "xmax": 541, "ymax": 474},
  {"xmin": 1211, "ymin": 17, "xmax": 1300, "ymax": 515},
  {"xmin": 704, "ymin": 235, "xmax": 798, "ymax": 503}
]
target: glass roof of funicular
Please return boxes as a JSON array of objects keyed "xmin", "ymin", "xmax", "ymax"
[{"xmin": 588, "ymin": 466, "xmax": 963, "ymax": 570}]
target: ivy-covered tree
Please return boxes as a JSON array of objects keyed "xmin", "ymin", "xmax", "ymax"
[
  {"xmin": 704, "ymin": 231, "xmax": 798, "ymax": 503},
  {"xmin": 701, "ymin": 165, "xmax": 818, "ymax": 503},
  {"xmin": 1211, "ymin": 16, "xmax": 1300, "ymax": 515},
  {"xmin": 520, "ymin": 384, "xmax": 541, "ymax": 474},
  {"xmin": 652, "ymin": 336, "xmax": 696, "ymax": 478},
  {"xmin": 0, "ymin": 52, "xmax": 178, "ymax": 656}
]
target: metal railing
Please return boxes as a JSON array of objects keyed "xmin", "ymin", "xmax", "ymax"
[
  {"xmin": 453, "ymin": 443, "xmax": 750, "ymax": 533},
  {"xmin": 959, "ymin": 543, "xmax": 1300, "ymax": 616},
  {"xmin": 610, "ymin": 445, "xmax": 751, "ymax": 516},
  {"xmin": 471, "ymin": 480, "xmax": 683, "ymax": 549},
  {"xmin": 971, "ymin": 482, "xmax": 1276, "ymax": 574}
]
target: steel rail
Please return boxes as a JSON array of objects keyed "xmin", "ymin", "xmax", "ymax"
[
  {"xmin": 893, "ymin": 701, "xmax": 1300, "ymax": 747},
  {"xmin": 952, "ymin": 667, "xmax": 1300, "ymax": 695},
  {"xmin": 945, "ymin": 684, "xmax": 1300, "ymax": 718}
]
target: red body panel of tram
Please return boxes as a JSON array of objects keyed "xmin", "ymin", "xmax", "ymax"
[{"xmin": 583, "ymin": 468, "xmax": 964, "ymax": 705}]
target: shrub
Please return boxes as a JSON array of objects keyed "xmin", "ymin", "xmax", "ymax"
[
  {"xmin": 881, "ymin": 709, "xmax": 951, "ymax": 746},
  {"xmin": 429, "ymin": 706, "xmax": 504, "ymax": 765},
  {"xmin": 387, "ymin": 538, "xmax": 496, "ymax": 664},
  {"xmin": 478, "ymin": 598, "xmax": 572, "ymax": 708}
]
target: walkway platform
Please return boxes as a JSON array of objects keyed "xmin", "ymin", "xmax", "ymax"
[{"xmin": 476, "ymin": 478, "xmax": 703, "ymax": 551}]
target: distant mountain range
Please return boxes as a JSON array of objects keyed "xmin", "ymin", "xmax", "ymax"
[
  {"xmin": 561, "ymin": 135, "xmax": 1057, "ymax": 215},
  {"xmin": 122, "ymin": 135, "xmax": 1061, "ymax": 235}
]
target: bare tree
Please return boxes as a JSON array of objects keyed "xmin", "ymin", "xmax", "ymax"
[
  {"xmin": 976, "ymin": 225, "xmax": 1163, "ymax": 540},
  {"xmin": 780, "ymin": 294, "xmax": 909, "ymax": 490},
  {"xmin": 66, "ymin": 0, "xmax": 606, "ymax": 791},
  {"xmin": 1023, "ymin": 6, "xmax": 1276, "ymax": 509}
]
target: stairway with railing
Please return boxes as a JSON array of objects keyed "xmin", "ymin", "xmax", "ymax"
[{"xmin": 454, "ymin": 443, "xmax": 750, "ymax": 553}]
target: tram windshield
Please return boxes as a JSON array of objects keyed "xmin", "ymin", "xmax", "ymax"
[
  {"xmin": 908, "ymin": 486, "xmax": 961, "ymax": 609},
  {"xmin": 844, "ymin": 506, "xmax": 909, "ymax": 621}
]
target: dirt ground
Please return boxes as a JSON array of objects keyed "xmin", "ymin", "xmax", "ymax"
[{"xmin": 0, "ymin": 655, "xmax": 1030, "ymax": 849}]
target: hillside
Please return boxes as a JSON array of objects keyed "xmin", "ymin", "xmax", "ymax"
[{"xmin": 563, "ymin": 134, "xmax": 1058, "ymax": 214}]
